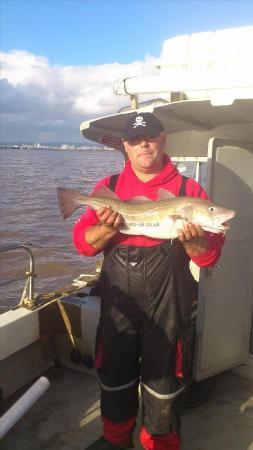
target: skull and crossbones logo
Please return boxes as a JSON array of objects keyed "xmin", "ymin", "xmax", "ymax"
[{"xmin": 133, "ymin": 116, "xmax": 146, "ymax": 128}]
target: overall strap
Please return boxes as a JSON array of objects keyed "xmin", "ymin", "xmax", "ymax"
[
  {"xmin": 109, "ymin": 173, "xmax": 120, "ymax": 192},
  {"xmin": 178, "ymin": 175, "xmax": 188, "ymax": 197}
]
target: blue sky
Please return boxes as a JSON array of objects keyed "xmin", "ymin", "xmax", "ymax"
[
  {"xmin": 2, "ymin": 0, "xmax": 253, "ymax": 64},
  {"xmin": 1, "ymin": 0, "xmax": 253, "ymax": 142}
]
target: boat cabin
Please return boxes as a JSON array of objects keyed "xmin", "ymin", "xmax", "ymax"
[{"xmin": 80, "ymin": 26, "xmax": 253, "ymax": 382}]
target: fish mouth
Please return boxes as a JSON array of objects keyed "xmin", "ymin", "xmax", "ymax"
[
  {"xmin": 218, "ymin": 221, "xmax": 230, "ymax": 231},
  {"xmin": 202, "ymin": 224, "xmax": 227, "ymax": 233},
  {"xmin": 197, "ymin": 214, "xmax": 234, "ymax": 233},
  {"xmin": 201, "ymin": 220, "xmax": 231, "ymax": 234},
  {"xmin": 217, "ymin": 211, "xmax": 235, "ymax": 231},
  {"xmin": 222, "ymin": 221, "xmax": 230, "ymax": 230},
  {"xmin": 218, "ymin": 223, "xmax": 230, "ymax": 233}
]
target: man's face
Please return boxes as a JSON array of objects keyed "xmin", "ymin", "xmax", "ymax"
[{"xmin": 123, "ymin": 132, "xmax": 166, "ymax": 173}]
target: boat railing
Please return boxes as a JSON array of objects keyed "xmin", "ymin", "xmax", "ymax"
[{"xmin": 0, "ymin": 241, "xmax": 40, "ymax": 309}]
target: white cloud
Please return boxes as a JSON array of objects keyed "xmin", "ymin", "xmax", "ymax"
[{"xmin": 0, "ymin": 50, "xmax": 159, "ymax": 142}]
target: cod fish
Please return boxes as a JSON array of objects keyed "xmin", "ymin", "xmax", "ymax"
[{"xmin": 57, "ymin": 186, "xmax": 235, "ymax": 239}]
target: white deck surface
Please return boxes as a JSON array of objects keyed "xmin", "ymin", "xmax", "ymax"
[{"xmin": 1, "ymin": 367, "xmax": 253, "ymax": 450}]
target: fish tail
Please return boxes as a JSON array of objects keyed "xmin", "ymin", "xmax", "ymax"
[{"xmin": 57, "ymin": 187, "xmax": 85, "ymax": 219}]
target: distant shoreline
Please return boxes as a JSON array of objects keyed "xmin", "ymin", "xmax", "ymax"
[{"xmin": 0, "ymin": 145, "xmax": 115, "ymax": 151}]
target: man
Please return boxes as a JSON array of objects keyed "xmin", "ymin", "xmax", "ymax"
[{"xmin": 73, "ymin": 113, "xmax": 224, "ymax": 450}]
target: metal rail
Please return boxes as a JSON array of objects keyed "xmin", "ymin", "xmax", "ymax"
[{"xmin": 0, "ymin": 242, "xmax": 38, "ymax": 308}]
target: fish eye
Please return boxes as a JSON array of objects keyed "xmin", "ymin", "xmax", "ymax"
[{"xmin": 208, "ymin": 206, "xmax": 215, "ymax": 213}]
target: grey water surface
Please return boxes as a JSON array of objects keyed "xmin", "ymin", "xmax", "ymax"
[{"xmin": 0, "ymin": 148, "xmax": 124, "ymax": 311}]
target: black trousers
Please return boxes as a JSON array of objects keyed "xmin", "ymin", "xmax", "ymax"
[{"xmin": 95, "ymin": 241, "xmax": 197, "ymax": 435}]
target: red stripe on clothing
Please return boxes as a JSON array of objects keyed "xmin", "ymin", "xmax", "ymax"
[
  {"xmin": 175, "ymin": 338, "xmax": 183, "ymax": 378},
  {"xmin": 102, "ymin": 416, "xmax": 136, "ymax": 448},
  {"xmin": 140, "ymin": 426, "xmax": 180, "ymax": 450},
  {"xmin": 94, "ymin": 338, "xmax": 103, "ymax": 369}
]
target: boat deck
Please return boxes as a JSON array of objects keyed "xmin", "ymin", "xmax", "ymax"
[{"xmin": 1, "ymin": 366, "xmax": 253, "ymax": 450}]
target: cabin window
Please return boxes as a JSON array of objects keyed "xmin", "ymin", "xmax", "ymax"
[{"xmin": 172, "ymin": 158, "xmax": 208, "ymax": 188}]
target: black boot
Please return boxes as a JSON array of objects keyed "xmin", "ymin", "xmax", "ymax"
[{"xmin": 85, "ymin": 436, "xmax": 134, "ymax": 450}]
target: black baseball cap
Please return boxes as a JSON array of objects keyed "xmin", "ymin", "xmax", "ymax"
[{"xmin": 123, "ymin": 112, "xmax": 164, "ymax": 140}]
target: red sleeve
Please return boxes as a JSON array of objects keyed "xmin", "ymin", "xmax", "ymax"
[
  {"xmin": 72, "ymin": 176, "xmax": 110, "ymax": 256},
  {"xmin": 185, "ymin": 177, "xmax": 225, "ymax": 268}
]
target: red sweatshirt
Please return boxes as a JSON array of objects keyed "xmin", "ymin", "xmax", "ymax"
[{"xmin": 73, "ymin": 155, "xmax": 224, "ymax": 267}]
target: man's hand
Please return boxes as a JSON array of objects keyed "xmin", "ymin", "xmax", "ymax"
[
  {"xmin": 85, "ymin": 207, "xmax": 122, "ymax": 251},
  {"xmin": 97, "ymin": 206, "xmax": 122, "ymax": 229},
  {"xmin": 178, "ymin": 223, "xmax": 209, "ymax": 257},
  {"xmin": 178, "ymin": 223, "xmax": 205, "ymax": 242}
]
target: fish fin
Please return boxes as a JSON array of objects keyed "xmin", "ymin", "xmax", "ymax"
[
  {"xmin": 157, "ymin": 188, "xmax": 175, "ymax": 200},
  {"xmin": 57, "ymin": 187, "xmax": 84, "ymax": 219},
  {"xmin": 128, "ymin": 196, "xmax": 151, "ymax": 203},
  {"xmin": 128, "ymin": 190, "xmax": 175, "ymax": 203},
  {"xmin": 167, "ymin": 215, "xmax": 186, "ymax": 225},
  {"xmin": 91, "ymin": 186, "xmax": 119, "ymax": 199},
  {"xmin": 178, "ymin": 205, "xmax": 194, "ymax": 221}
]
